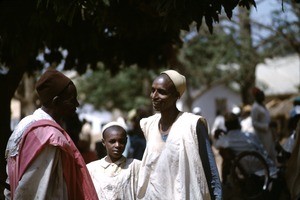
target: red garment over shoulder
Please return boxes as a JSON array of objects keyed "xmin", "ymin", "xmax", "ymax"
[{"xmin": 7, "ymin": 119, "xmax": 98, "ymax": 200}]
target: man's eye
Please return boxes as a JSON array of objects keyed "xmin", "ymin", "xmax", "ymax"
[
  {"xmin": 158, "ymin": 90, "xmax": 167, "ymax": 95},
  {"xmin": 120, "ymin": 140, "xmax": 126, "ymax": 144}
]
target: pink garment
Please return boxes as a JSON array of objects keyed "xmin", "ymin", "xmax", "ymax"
[{"xmin": 7, "ymin": 119, "xmax": 98, "ymax": 200}]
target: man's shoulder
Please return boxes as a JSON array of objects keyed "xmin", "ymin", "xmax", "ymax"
[
  {"xmin": 141, "ymin": 113, "xmax": 159, "ymax": 121},
  {"xmin": 26, "ymin": 120, "xmax": 70, "ymax": 148},
  {"xmin": 181, "ymin": 112, "xmax": 205, "ymax": 122},
  {"xmin": 13, "ymin": 115, "xmax": 35, "ymax": 134},
  {"xmin": 140, "ymin": 114, "xmax": 160, "ymax": 130},
  {"xmin": 27, "ymin": 120, "xmax": 62, "ymax": 134}
]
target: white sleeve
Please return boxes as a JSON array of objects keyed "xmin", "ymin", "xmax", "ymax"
[{"xmin": 14, "ymin": 146, "xmax": 68, "ymax": 200}]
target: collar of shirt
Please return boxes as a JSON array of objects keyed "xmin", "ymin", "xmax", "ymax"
[
  {"xmin": 100, "ymin": 156, "xmax": 126, "ymax": 168},
  {"xmin": 99, "ymin": 156, "xmax": 126, "ymax": 176}
]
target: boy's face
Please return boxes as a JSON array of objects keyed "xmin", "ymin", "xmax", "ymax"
[{"xmin": 102, "ymin": 126, "xmax": 127, "ymax": 163}]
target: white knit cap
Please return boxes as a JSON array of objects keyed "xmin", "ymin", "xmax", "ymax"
[
  {"xmin": 161, "ymin": 70, "xmax": 186, "ymax": 97},
  {"xmin": 101, "ymin": 121, "xmax": 126, "ymax": 137}
]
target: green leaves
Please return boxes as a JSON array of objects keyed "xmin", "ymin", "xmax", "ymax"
[{"xmin": 76, "ymin": 66, "xmax": 152, "ymax": 111}]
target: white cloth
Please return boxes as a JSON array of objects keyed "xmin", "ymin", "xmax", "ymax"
[
  {"xmin": 241, "ymin": 116, "xmax": 254, "ymax": 134},
  {"xmin": 4, "ymin": 108, "xmax": 68, "ymax": 199},
  {"xmin": 137, "ymin": 112, "xmax": 211, "ymax": 200},
  {"xmin": 87, "ymin": 156, "xmax": 141, "ymax": 200}
]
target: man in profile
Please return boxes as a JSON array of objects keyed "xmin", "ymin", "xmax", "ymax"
[{"xmin": 4, "ymin": 69, "xmax": 98, "ymax": 199}]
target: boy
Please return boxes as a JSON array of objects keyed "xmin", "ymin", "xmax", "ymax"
[{"xmin": 87, "ymin": 122, "xmax": 141, "ymax": 200}]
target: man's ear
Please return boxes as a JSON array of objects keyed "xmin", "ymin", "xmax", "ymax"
[
  {"xmin": 101, "ymin": 138, "xmax": 106, "ymax": 147},
  {"xmin": 52, "ymin": 96, "xmax": 60, "ymax": 105}
]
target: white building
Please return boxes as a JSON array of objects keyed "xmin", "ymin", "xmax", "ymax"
[
  {"xmin": 192, "ymin": 84, "xmax": 241, "ymax": 128},
  {"xmin": 191, "ymin": 54, "xmax": 300, "ymax": 129}
]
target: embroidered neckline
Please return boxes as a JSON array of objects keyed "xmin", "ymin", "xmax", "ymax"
[
  {"xmin": 159, "ymin": 121, "xmax": 171, "ymax": 142},
  {"xmin": 158, "ymin": 112, "xmax": 181, "ymax": 142},
  {"xmin": 161, "ymin": 134, "xmax": 168, "ymax": 142}
]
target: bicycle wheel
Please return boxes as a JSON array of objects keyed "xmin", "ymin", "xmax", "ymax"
[{"xmin": 231, "ymin": 151, "xmax": 270, "ymax": 199}]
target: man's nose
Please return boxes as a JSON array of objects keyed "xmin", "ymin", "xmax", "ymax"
[
  {"xmin": 151, "ymin": 90, "xmax": 158, "ymax": 99},
  {"xmin": 115, "ymin": 141, "xmax": 122, "ymax": 147},
  {"xmin": 75, "ymin": 99, "xmax": 79, "ymax": 107}
]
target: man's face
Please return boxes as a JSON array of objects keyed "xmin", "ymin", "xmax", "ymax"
[
  {"xmin": 56, "ymin": 83, "xmax": 79, "ymax": 117},
  {"xmin": 102, "ymin": 126, "xmax": 127, "ymax": 163},
  {"xmin": 150, "ymin": 74, "xmax": 178, "ymax": 112}
]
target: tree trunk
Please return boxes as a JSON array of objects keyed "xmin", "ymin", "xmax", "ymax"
[
  {"xmin": 16, "ymin": 73, "xmax": 38, "ymax": 118},
  {"xmin": 238, "ymin": 7, "xmax": 258, "ymax": 105},
  {"xmin": 0, "ymin": 69, "xmax": 25, "ymax": 196},
  {"xmin": 0, "ymin": 83, "xmax": 12, "ymax": 185},
  {"xmin": 0, "ymin": 43, "xmax": 29, "ymax": 196}
]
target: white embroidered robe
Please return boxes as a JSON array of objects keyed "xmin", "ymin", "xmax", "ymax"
[{"xmin": 138, "ymin": 112, "xmax": 211, "ymax": 200}]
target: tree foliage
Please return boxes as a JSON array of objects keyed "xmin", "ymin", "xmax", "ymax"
[
  {"xmin": 179, "ymin": 7, "xmax": 262, "ymax": 105},
  {"xmin": 0, "ymin": 0, "xmax": 257, "ymax": 74},
  {"xmin": 76, "ymin": 65, "xmax": 155, "ymax": 111},
  {"xmin": 179, "ymin": 0, "xmax": 300, "ymax": 106},
  {"xmin": 179, "ymin": 24, "xmax": 240, "ymax": 88},
  {"xmin": 251, "ymin": 0, "xmax": 300, "ymax": 56},
  {"xmin": 269, "ymin": 0, "xmax": 300, "ymax": 54}
]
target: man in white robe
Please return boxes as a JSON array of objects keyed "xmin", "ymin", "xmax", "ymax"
[
  {"xmin": 137, "ymin": 70, "xmax": 221, "ymax": 200},
  {"xmin": 251, "ymin": 87, "xmax": 277, "ymax": 162}
]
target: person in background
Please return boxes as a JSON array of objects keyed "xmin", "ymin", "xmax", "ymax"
[
  {"xmin": 127, "ymin": 107, "xmax": 151, "ymax": 160},
  {"xmin": 211, "ymin": 109, "xmax": 226, "ymax": 140},
  {"xmin": 78, "ymin": 133, "xmax": 98, "ymax": 164},
  {"xmin": 215, "ymin": 112, "xmax": 278, "ymax": 180},
  {"xmin": 285, "ymin": 120, "xmax": 300, "ymax": 200},
  {"xmin": 284, "ymin": 96, "xmax": 300, "ymax": 153},
  {"xmin": 289, "ymin": 96, "xmax": 300, "ymax": 121},
  {"xmin": 4, "ymin": 69, "xmax": 98, "ymax": 199},
  {"xmin": 87, "ymin": 122, "xmax": 141, "ymax": 200},
  {"xmin": 251, "ymin": 87, "xmax": 277, "ymax": 162},
  {"xmin": 289, "ymin": 99, "xmax": 300, "ymax": 138},
  {"xmin": 81, "ymin": 119, "xmax": 93, "ymax": 136},
  {"xmin": 137, "ymin": 69, "xmax": 222, "ymax": 200},
  {"xmin": 77, "ymin": 119, "xmax": 98, "ymax": 164}
]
